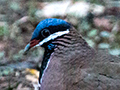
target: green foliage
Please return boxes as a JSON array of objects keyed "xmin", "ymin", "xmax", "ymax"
[
  {"xmin": 0, "ymin": 67, "xmax": 14, "ymax": 76},
  {"xmin": 88, "ymin": 29, "xmax": 98, "ymax": 37},
  {"xmin": 28, "ymin": 1, "xmax": 37, "ymax": 17},
  {"xmin": 12, "ymin": 50, "xmax": 25, "ymax": 61},
  {"xmin": 85, "ymin": 38, "xmax": 95, "ymax": 47},
  {"xmin": 85, "ymin": 0, "xmax": 105, "ymax": 5},
  {"xmin": 80, "ymin": 20, "xmax": 91, "ymax": 32},
  {"xmin": 0, "ymin": 26, "xmax": 4, "ymax": 36},
  {"xmin": 0, "ymin": 51, "xmax": 5, "ymax": 59},
  {"xmin": 109, "ymin": 49, "xmax": 120, "ymax": 56},
  {"xmin": 98, "ymin": 43, "xmax": 110, "ymax": 49},
  {"xmin": 9, "ymin": 1, "xmax": 20, "ymax": 11},
  {"xmin": 100, "ymin": 31, "xmax": 111, "ymax": 38},
  {"xmin": 0, "ymin": 24, "xmax": 9, "ymax": 37}
]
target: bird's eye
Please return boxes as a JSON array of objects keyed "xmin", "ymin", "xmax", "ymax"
[{"xmin": 41, "ymin": 29, "xmax": 50, "ymax": 37}]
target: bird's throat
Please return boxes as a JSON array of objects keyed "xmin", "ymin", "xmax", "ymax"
[{"xmin": 39, "ymin": 43, "xmax": 56, "ymax": 83}]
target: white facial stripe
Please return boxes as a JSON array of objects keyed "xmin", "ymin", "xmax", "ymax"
[{"xmin": 34, "ymin": 29, "xmax": 69, "ymax": 47}]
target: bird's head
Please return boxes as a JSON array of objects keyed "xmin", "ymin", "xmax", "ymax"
[{"xmin": 24, "ymin": 18, "xmax": 71, "ymax": 54}]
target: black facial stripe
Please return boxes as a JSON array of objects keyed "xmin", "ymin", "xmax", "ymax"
[
  {"xmin": 43, "ymin": 25, "xmax": 70, "ymax": 35},
  {"xmin": 35, "ymin": 25, "xmax": 70, "ymax": 42}
]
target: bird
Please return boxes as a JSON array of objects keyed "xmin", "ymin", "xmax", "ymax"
[{"xmin": 24, "ymin": 18, "xmax": 120, "ymax": 90}]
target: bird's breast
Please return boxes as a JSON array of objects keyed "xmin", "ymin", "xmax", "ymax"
[{"xmin": 40, "ymin": 52, "xmax": 66, "ymax": 90}]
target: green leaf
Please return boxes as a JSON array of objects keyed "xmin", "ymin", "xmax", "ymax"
[{"xmin": 88, "ymin": 29, "xmax": 98, "ymax": 37}]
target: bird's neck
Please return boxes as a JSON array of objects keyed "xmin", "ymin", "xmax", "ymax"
[
  {"xmin": 40, "ymin": 27, "xmax": 95, "ymax": 89},
  {"xmin": 42, "ymin": 26, "xmax": 95, "ymax": 67},
  {"xmin": 53, "ymin": 27, "xmax": 95, "ymax": 61},
  {"xmin": 39, "ymin": 43, "xmax": 56, "ymax": 83}
]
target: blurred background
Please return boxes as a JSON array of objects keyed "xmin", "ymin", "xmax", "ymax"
[{"xmin": 0, "ymin": 0, "xmax": 120, "ymax": 89}]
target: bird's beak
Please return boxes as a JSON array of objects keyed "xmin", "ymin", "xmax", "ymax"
[{"xmin": 23, "ymin": 39, "xmax": 40, "ymax": 55}]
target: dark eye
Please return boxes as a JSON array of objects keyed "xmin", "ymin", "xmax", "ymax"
[{"xmin": 41, "ymin": 29, "xmax": 50, "ymax": 37}]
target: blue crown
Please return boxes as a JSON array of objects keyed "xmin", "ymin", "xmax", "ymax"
[{"xmin": 31, "ymin": 18, "xmax": 70, "ymax": 40}]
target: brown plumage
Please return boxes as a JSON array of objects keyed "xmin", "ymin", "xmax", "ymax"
[{"xmin": 24, "ymin": 18, "xmax": 120, "ymax": 90}]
